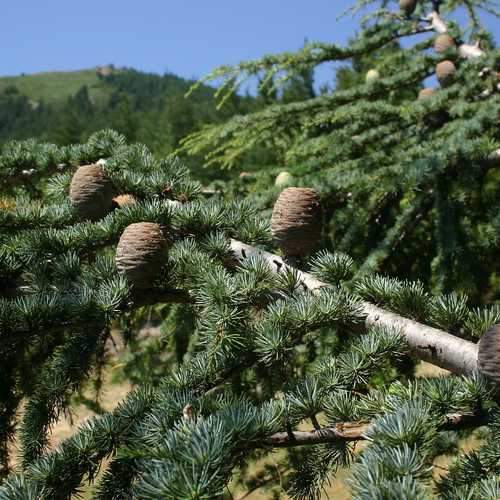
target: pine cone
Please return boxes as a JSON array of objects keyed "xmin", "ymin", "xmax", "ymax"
[
  {"xmin": 115, "ymin": 222, "xmax": 168, "ymax": 288},
  {"xmin": 478, "ymin": 324, "xmax": 500, "ymax": 382},
  {"xmin": 113, "ymin": 194, "xmax": 137, "ymax": 208},
  {"xmin": 418, "ymin": 88, "xmax": 437, "ymax": 100},
  {"xmin": 69, "ymin": 164, "xmax": 116, "ymax": 220},
  {"xmin": 271, "ymin": 188, "xmax": 322, "ymax": 257},
  {"xmin": 436, "ymin": 60, "xmax": 457, "ymax": 87},
  {"xmin": 418, "ymin": 87, "xmax": 448, "ymax": 127},
  {"xmin": 365, "ymin": 69, "xmax": 380, "ymax": 83},
  {"xmin": 399, "ymin": 0, "xmax": 417, "ymax": 16},
  {"xmin": 434, "ymin": 34, "xmax": 456, "ymax": 54},
  {"xmin": 275, "ymin": 171, "xmax": 295, "ymax": 188}
]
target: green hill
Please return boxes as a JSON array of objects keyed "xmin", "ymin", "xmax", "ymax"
[
  {"xmin": 0, "ymin": 68, "xmax": 111, "ymax": 106},
  {"xmin": 0, "ymin": 66, "xmax": 255, "ymax": 182}
]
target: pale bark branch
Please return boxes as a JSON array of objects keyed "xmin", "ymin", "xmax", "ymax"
[
  {"xmin": 229, "ymin": 240, "xmax": 480, "ymax": 377},
  {"xmin": 118, "ymin": 201, "xmax": 495, "ymax": 378}
]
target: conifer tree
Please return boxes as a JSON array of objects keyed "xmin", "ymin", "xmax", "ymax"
[
  {"xmin": 0, "ymin": 1, "xmax": 500, "ymax": 499},
  {"xmin": 181, "ymin": 0, "xmax": 500, "ymax": 302}
]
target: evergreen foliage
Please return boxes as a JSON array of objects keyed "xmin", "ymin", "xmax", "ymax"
[
  {"xmin": 0, "ymin": 1, "xmax": 500, "ymax": 498},
  {"xmin": 181, "ymin": 0, "xmax": 500, "ymax": 302},
  {"xmin": 0, "ymin": 126, "xmax": 498, "ymax": 497}
]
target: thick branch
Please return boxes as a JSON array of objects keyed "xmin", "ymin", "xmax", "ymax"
[
  {"xmin": 264, "ymin": 412, "xmax": 488, "ymax": 448},
  {"xmin": 427, "ymin": 10, "xmax": 448, "ymax": 34},
  {"xmin": 230, "ymin": 240, "xmax": 480, "ymax": 376}
]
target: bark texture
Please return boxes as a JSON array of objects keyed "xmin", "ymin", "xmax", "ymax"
[
  {"xmin": 264, "ymin": 412, "xmax": 488, "ymax": 448},
  {"xmin": 230, "ymin": 240, "xmax": 480, "ymax": 376}
]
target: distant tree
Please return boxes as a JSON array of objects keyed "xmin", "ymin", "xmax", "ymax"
[
  {"xmin": 109, "ymin": 95, "xmax": 139, "ymax": 143},
  {"xmin": 51, "ymin": 85, "xmax": 94, "ymax": 145},
  {"xmin": 0, "ymin": 87, "xmax": 52, "ymax": 142}
]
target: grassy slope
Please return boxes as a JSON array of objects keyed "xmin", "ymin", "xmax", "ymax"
[{"xmin": 0, "ymin": 69, "xmax": 111, "ymax": 105}]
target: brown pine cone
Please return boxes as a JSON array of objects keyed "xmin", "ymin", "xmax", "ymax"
[
  {"xmin": 271, "ymin": 188, "xmax": 322, "ymax": 257},
  {"xmin": 436, "ymin": 60, "xmax": 457, "ymax": 87},
  {"xmin": 399, "ymin": 0, "xmax": 417, "ymax": 16},
  {"xmin": 478, "ymin": 324, "xmax": 500, "ymax": 382},
  {"xmin": 115, "ymin": 222, "xmax": 168, "ymax": 288},
  {"xmin": 69, "ymin": 164, "xmax": 116, "ymax": 220},
  {"xmin": 434, "ymin": 34, "xmax": 456, "ymax": 54}
]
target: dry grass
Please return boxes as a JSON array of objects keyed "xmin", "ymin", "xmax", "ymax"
[{"xmin": 49, "ymin": 374, "xmax": 132, "ymax": 448}]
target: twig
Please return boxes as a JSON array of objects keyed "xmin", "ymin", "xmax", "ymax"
[
  {"xmin": 236, "ymin": 471, "xmax": 285, "ymax": 500},
  {"xmin": 264, "ymin": 412, "xmax": 488, "ymax": 448},
  {"xmin": 265, "ymin": 421, "xmax": 371, "ymax": 448}
]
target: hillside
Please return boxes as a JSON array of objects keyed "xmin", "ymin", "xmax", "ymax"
[
  {"xmin": 0, "ymin": 68, "xmax": 111, "ymax": 106},
  {"xmin": 0, "ymin": 66, "xmax": 254, "ymax": 181}
]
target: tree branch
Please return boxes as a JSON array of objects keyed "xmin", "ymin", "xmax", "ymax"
[
  {"xmin": 229, "ymin": 240, "xmax": 480, "ymax": 377},
  {"xmin": 264, "ymin": 421, "xmax": 371, "ymax": 448},
  {"xmin": 263, "ymin": 412, "xmax": 488, "ymax": 448}
]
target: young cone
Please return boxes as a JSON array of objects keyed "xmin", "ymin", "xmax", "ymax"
[
  {"xmin": 69, "ymin": 164, "xmax": 116, "ymax": 220},
  {"xmin": 115, "ymin": 222, "xmax": 168, "ymax": 288},
  {"xmin": 434, "ymin": 34, "xmax": 456, "ymax": 54},
  {"xmin": 271, "ymin": 187, "xmax": 322, "ymax": 257},
  {"xmin": 418, "ymin": 88, "xmax": 437, "ymax": 99},
  {"xmin": 436, "ymin": 60, "xmax": 457, "ymax": 87},
  {"xmin": 112, "ymin": 194, "xmax": 137, "ymax": 208},
  {"xmin": 275, "ymin": 171, "xmax": 295, "ymax": 188},
  {"xmin": 365, "ymin": 68, "xmax": 380, "ymax": 83},
  {"xmin": 478, "ymin": 324, "xmax": 500, "ymax": 382},
  {"xmin": 399, "ymin": 0, "xmax": 417, "ymax": 16}
]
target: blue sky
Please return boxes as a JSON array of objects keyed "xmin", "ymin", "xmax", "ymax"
[{"xmin": 2, "ymin": 1, "xmax": 498, "ymax": 87}]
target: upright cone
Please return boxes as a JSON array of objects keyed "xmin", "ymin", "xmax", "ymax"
[
  {"xmin": 436, "ymin": 60, "xmax": 457, "ymax": 87},
  {"xmin": 418, "ymin": 88, "xmax": 437, "ymax": 100},
  {"xmin": 275, "ymin": 171, "xmax": 295, "ymax": 188},
  {"xmin": 399, "ymin": 0, "xmax": 417, "ymax": 15},
  {"xmin": 434, "ymin": 34, "xmax": 455, "ymax": 54},
  {"xmin": 113, "ymin": 194, "xmax": 137, "ymax": 208},
  {"xmin": 116, "ymin": 222, "xmax": 168, "ymax": 288},
  {"xmin": 365, "ymin": 69, "xmax": 380, "ymax": 83},
  {"xmin": 478, "ymin": 324, "xmax": 500, "ymax": 382},
  {"xmin": 69, "ymin": 164, "xmax": 116, "ymax": 220},
  {"xmin": 271, "ymin": 188, "xmax": 322, "ymax": 257}
]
